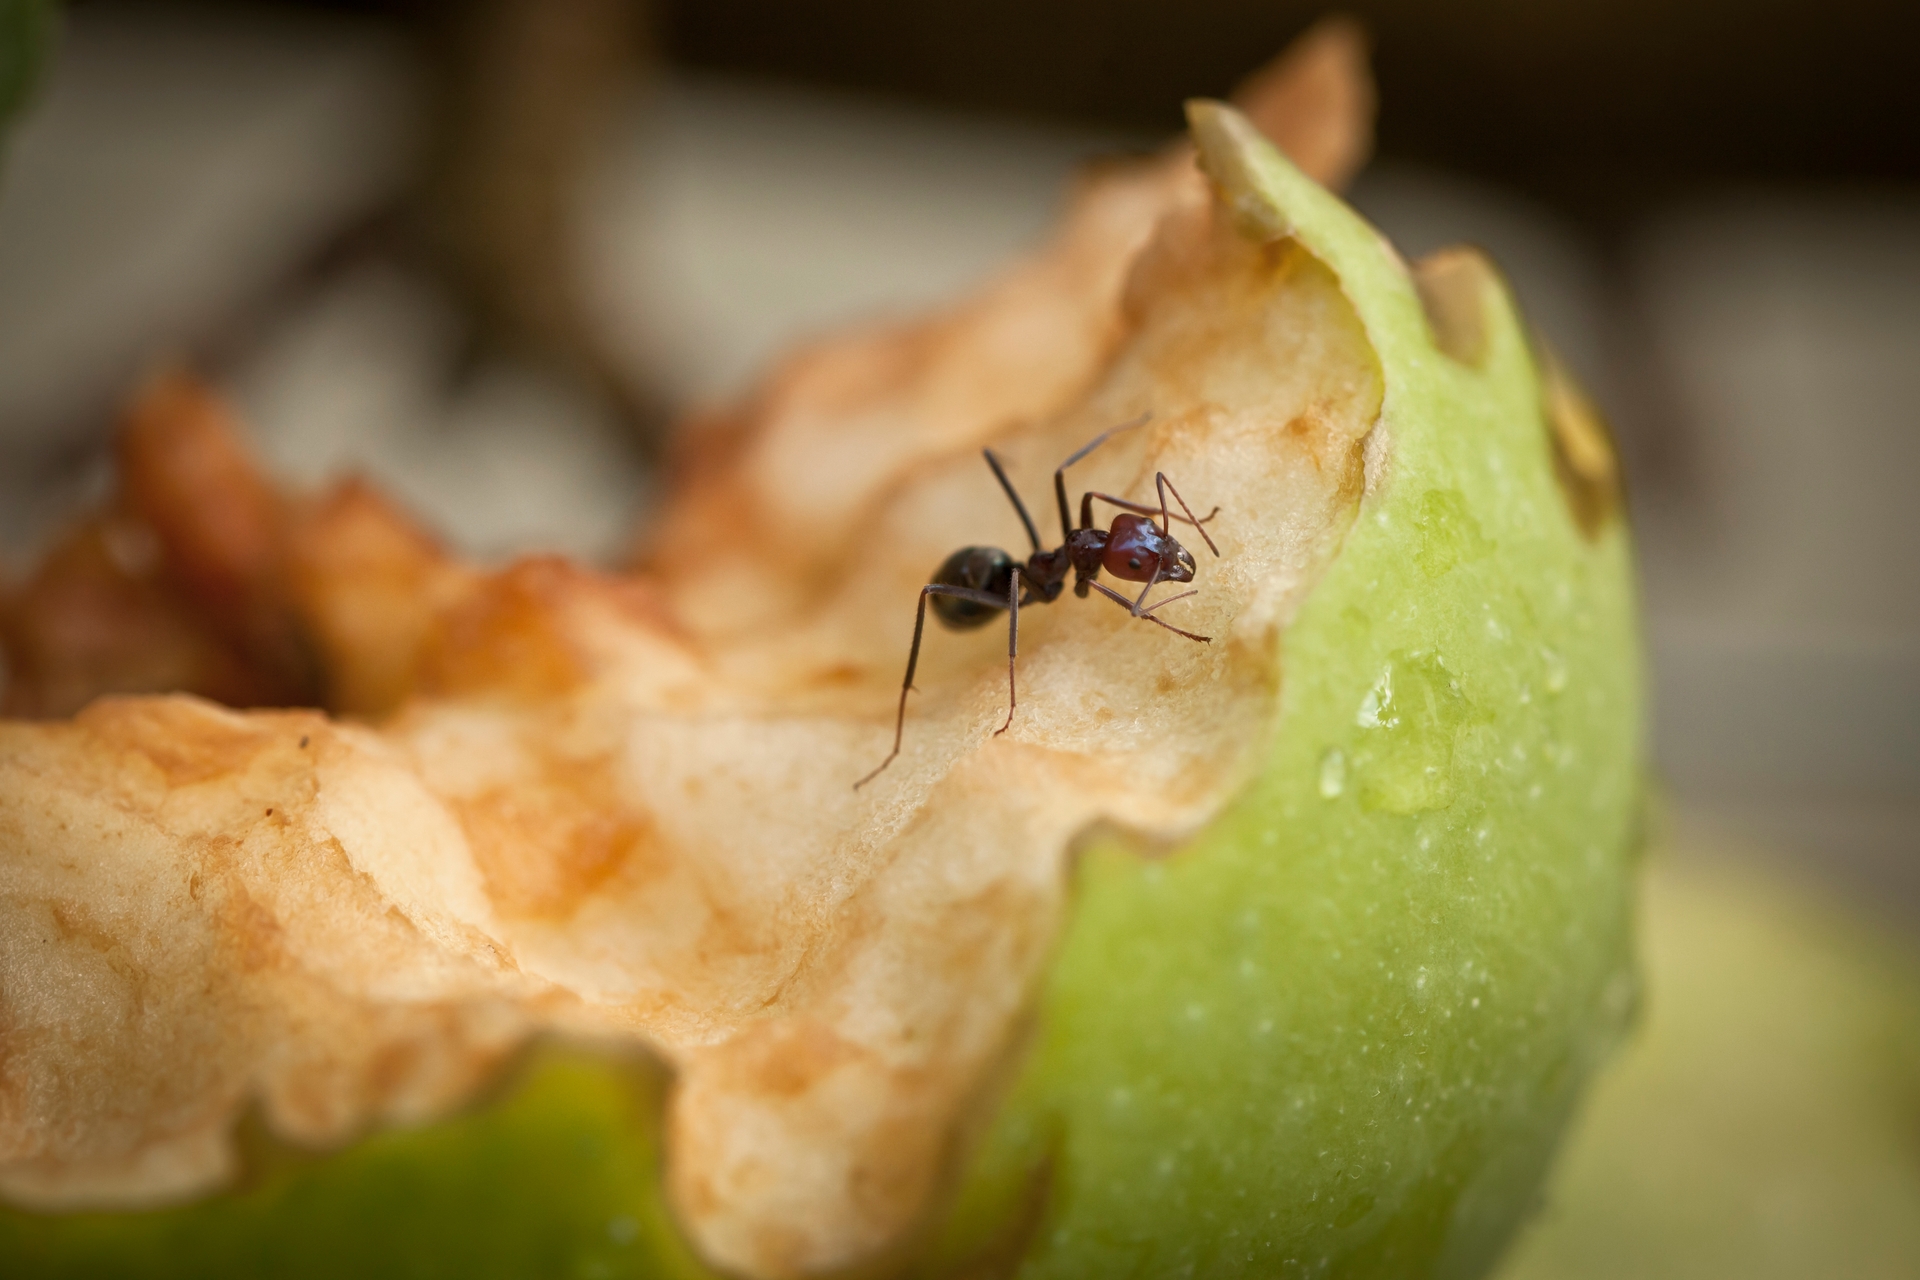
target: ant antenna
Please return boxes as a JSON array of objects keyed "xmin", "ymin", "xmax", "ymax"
[
  {"xmin": 982, "ymin": 448, "xmax": 1042, "ymax": 554},
  {"xmin": 1053, "ymin": 412, "xmax": 1151, "ymax": 542},
  {"xmin": 1156, "ymin": 472, "xmax": 1219, "ymax": 556}
]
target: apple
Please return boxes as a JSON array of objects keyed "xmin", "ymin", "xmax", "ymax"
[{"xmin": 0, "ymin": 103, "xmax": 1642, "ymax": 1280}]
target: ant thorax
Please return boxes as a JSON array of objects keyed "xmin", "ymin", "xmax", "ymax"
[
  {"xmin": 1066, "ymin": 527, "xmax": 1107, "ymax": 584},
  {"xmin": 1023, "ymin": 547, "xmax": 1072, "ymax": 602}
]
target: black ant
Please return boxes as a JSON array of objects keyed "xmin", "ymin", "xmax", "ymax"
[{"xmin": 856, "ymin": 416, "xmax": 1220, "ymax": 788}]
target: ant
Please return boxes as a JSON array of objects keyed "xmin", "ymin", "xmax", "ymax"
[{"xmin": 856, "ymin": 416, "xmax": 1220, "ymax": 788}]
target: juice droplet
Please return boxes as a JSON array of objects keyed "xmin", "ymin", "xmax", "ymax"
[{"xmin": 1353, "ymin": 651, "xmax": 1476, "ymax": 814}]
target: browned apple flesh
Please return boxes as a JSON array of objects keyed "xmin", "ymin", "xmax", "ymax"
[{"xmin": 0, "ymin": 27, "xmax": 1385, "ymax": 1280}]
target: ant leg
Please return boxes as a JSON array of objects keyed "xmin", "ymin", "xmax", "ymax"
[
  {"xmin": 1155, "ymin": 473, "xmax": 1219, "ymax": 555},
  {"xmin": 995, "ymin": 568, "xmax": 1022, "ymax": 736},
  {"xmin": 1083, "ymin": 578, "xmax": 1211, "ymax": 643},
  {"xmin": 1079, "ymin": 490, "xmax": 1220, "ymax": 527},
  {"xmin": 1123, "ymin": 566, "xmax": 1195, "ymax": 631},
  {"xmin": 1140, "ymin": 589, "xmax": 1199, "ymax": 617},
  {"xmin": 856, "ymin": 583, "xmax": 1010, "ymax": 789},
  {"xmin": 1130, "ymin": 566, "xmax": 1162, "ymax": 614},
  {"xmin": 982, "ymin": 449, "xmax": 1042, "ymax": 554},
  {"xmin": 1053, "ymin": 411, "xmax": 1151, "ymax": 540}
]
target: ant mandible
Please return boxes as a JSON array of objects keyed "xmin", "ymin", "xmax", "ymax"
[{"xmin": 855, "ymin": 415, "xmax": 1220, "ymax": 788}]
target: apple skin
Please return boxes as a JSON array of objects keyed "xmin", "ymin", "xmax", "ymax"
[
  {"xmin": 0, "ymin": 114, "xmax": 1643, "ymax": 1279},
  {"xmin": 0, "ymin": 1052, "xmax": 718, "ymax": 1280}
]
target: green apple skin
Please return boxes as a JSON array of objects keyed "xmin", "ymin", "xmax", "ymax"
[
  {"xmin": 0, "ymin": 121, "xmax": 1644, "ymax": 1278},
  {"xmin": 0, "ymin": 1051, "xmax": 719, "ymax": 1280}
]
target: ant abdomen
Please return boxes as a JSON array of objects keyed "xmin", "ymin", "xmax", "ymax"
[{"xmin": 930, "ymin": 547, "xmax": 1015, "ymax": 629}]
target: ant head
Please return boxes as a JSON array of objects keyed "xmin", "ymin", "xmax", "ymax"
[
  {"xmin": 1101, "ymin": 514, "xmax": 1195, "ymax": 584},
  {"xmin": 1165, "ymin": 541, "xmax": 1198, "ymax": 583}
]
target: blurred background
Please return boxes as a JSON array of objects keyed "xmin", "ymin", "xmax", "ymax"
[{"xmin": 0, "ymin": 1, "xmax": 1915, "ymax": 1272}]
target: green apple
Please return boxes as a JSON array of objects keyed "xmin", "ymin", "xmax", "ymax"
[{"xmin": 0, "ymin": 103, "xmax": 1643, "ymax": 1279}]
